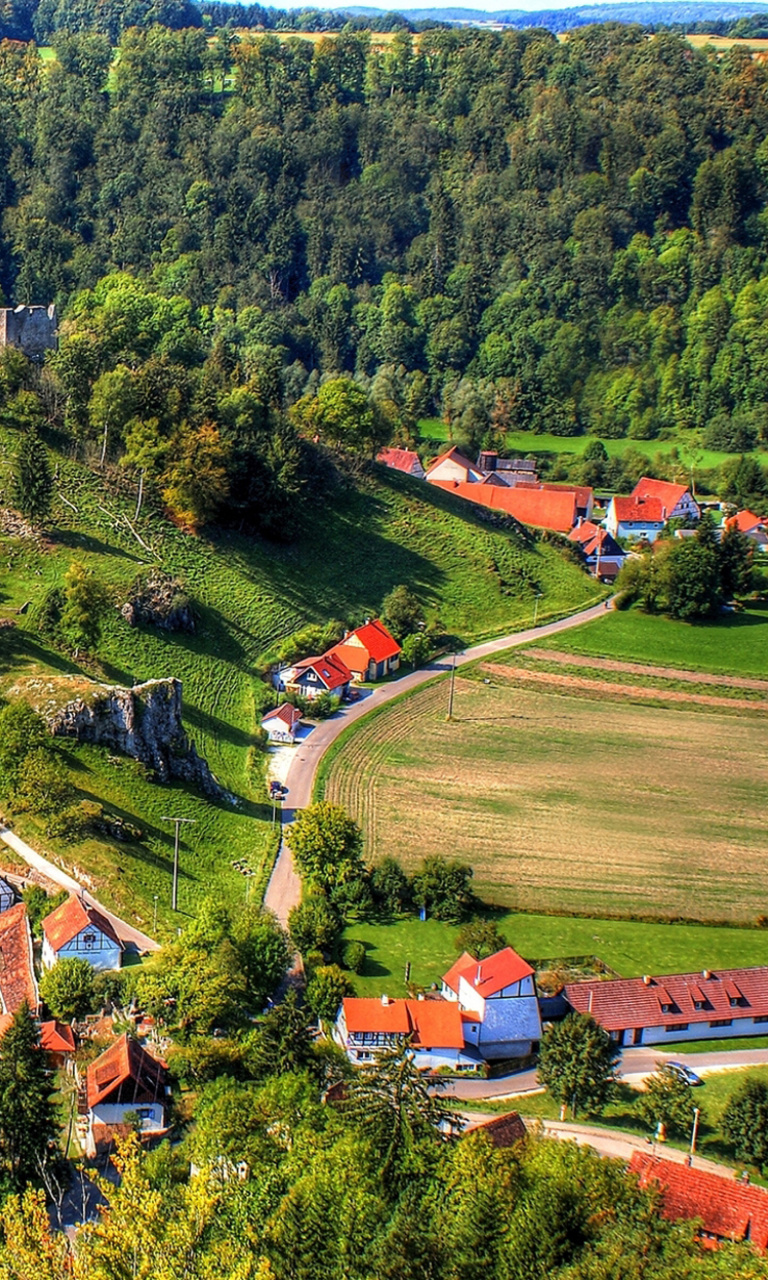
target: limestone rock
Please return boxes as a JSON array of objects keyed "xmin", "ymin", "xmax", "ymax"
[
  {"xmin": 47, "ymin": 677, "xmax": 222, "ymax": 799},
  {"xmin": 122, "ymin": 572, "xmax": 195, "ymax": 634}
]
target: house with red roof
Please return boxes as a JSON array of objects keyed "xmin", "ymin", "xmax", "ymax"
[
  {"xmin": 377, "ymin": 447, "xmax": 425, "ymax": 479},
  {"xmin": 568, "ymin": 521, "xmax": 627, "ymax": 581},
  {"xmin": 632, "ymin": 477, "xmax": 700, "ymax": 523},
  {"xmin": 334, "ymin": 994, "xmax": 476, "ymax": 1070},
  {"xmin": 605, "ymin": 495, "xmax": 668, "ymax": 543},
  {"xmin": 426, "ymin": 446, "xmax": 485, "ymax": 486},
  {"xmin": 278, "ymin": 651, "xmax": 352, "ymax": 702},
  {"xmin": 261, "ymin": 702, "xmax": 303, "ymax": 743},
  {"xmin": 724, "ymin": 510, "xmax": 768, "ymax": 548},
  {"xmin": 40, "ymin": 1020, "xmax": 76, "ymax": 1069},
  {"xmin": 84, "ymin": 1033, "xmax": 169, "ymax": 1156},
  {"xmin": 565, "ymin": 965, "xmax": 768, "ymax": 1048},
  {"xmin": 328, "ymin": 618, "xmax": 401, "ymax": 682},
  {"xmin": 441, "ymin": 946, "xmax": 542, "ymax": 1059},
  {"xmin": 463, "ymin": 1111, "xmax": 528, "ymax": 1148},
  {"xmin": 0, "ymin": 903, "xmax": 38, "ymax": 1038},
  {"xmin": 629, "ymin": 1152, "xmax": 768, "ymax": 1252},
  {"xmin": 42, "ymin": 896, "xmax": 123, "ymax": 973}
]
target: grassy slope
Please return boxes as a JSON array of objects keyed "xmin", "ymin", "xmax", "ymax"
[
  {"xmin": 542, "ymin": 606, "xmax": 768, "ymax": 678},
  {"xmin": 0, "ymin": 437, "xmax": 597, "ymax": 934}
]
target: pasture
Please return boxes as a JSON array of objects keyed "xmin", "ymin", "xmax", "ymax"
[{"xmin": 323, "ymin": 668, "xmax": 768, "ymax": 925}]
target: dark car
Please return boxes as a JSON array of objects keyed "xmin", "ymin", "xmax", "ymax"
[{"xmin": 666, "ymin": 1061, "xmax": 703, "ymax": 1087}]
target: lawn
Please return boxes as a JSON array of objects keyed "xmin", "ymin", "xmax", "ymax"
[
  {"xmin": 324, "ymin": 674, "xmax": 768, "ymax": 924},
  {"xmin": 0, "ymin": 435, "xmax": 597, "ymax": 934},
  {"xmin": 542, "ymin": 606, "xmax": 768, "ymax": 679},
  {"xmin": 342, "ymin": 913, "xmax": 768, "ymax": 998}
]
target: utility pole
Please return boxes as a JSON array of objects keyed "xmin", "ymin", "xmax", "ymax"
[
  {"xmin": 161, "ymin": 816, "xmax": 196, "ymax": 911},
  {"xmin": 152, "ymin": 895, "xmax": 158, "ymax": 935},
  {"xmin": 447, "ymin": 652, "xmax": 457, "ymax": 720},
  {"xmin": 533, "ymin": 591, "xmax": 543, "ymax": 628}
]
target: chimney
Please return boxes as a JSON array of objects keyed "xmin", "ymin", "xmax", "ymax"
[
  {"xmin": 381, "ymin": 993, "xmax": 389, "ymax": 1006},
  {"xmin": 702, "ymin": 970, "xmax": 711, "ymax": 981},
  {"xmin": 588, "ymin": 990, "xmax": 593, "ymax": 1013},
  {"xmin": 643, "ymin": 975, "xmax": 652, "ymax": 986},
  {"xmin": 475, "ymin": 964, "xmax": 482, "ymax": 986}
]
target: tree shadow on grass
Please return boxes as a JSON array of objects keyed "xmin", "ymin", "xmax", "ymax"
[
  {"xmin": 50, "ymin": 528, "xmax": 144, "ymax": 563},
  {"xmin": 0, "ymin": 629, "xmax": 82, "ymax": 680}
]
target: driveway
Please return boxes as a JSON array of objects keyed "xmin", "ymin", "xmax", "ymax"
[{"xmin": 263, "ymin": 598, "xmax": 611, "ymax": 921}]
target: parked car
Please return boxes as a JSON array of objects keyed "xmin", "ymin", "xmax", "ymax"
[{"xmin": 666, "ymin": 1061, "xmax": 702, "ymax": 1087}]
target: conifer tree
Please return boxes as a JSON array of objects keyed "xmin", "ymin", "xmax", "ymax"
[
  {"xmin": 0, "ymin": 1004, "xmax": 56, "ymax": 1188},
  {"xmin": 10, "ymin": 433, "xmax": 52, "ymax": 525}
]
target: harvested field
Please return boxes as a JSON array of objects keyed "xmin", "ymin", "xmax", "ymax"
[
  {"xmin": 323, "ymin": 666, "xmax": 768, "ymax": 924},
  {"xmin": 523, "ymin": 649, "xmax": 768, "ymax": 694}
]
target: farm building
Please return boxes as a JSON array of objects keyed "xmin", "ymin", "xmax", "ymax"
[
  {"xmin": 630, "ymin": 1153, "xmax": 768, "ymax": 1252},
  {"xmin": 430, "ymin": 479, "xmax": 578, "ymax": 533},
  {"xmin": 328, "ymin": 619, "xmax": 401, "ymax": 682},
  {"xmin": 40, "ymin": 1020, "xmax": 76, "ymax": 1069},
  {"xmin": 83, "ymin": 1033, "xmax": 169, "ymax": 1157},
  {"xmin": 463, "ymin": 1111, "xmax": 528, "ymax": 1148},
  {"xmin": 565, "ymin": 966, "xmax": 768, "ymax": 1047},
  {"xmin": 568, "ymin": 522, "xmax": 627, "ymax": 580},
  {"xmin": 276, "ymin": 652, "xmax": 352, "ymax": 701},
  {"xmin": 376, "ymin": 447, "xmax": 425, "ymax": 479},
  {"xmin": 477, "ymin": 452, "xmax": 538, "ymax": 482},
  {"xmin": 441, "ymin": 946, "xmax": 542, "ymax": 1060},
  {"xmin": 605, "ymin": 495, "xmax": 667, "ymax": 543},
  {"xmin": 516, "ymin": 482, "xmax": 594, "ymax": 523},
  {"xmin": 261, "ymin": 703, "xmax": 302, "ymax": 743},
  {"xmin": 724, "ymin": 510, "xmax": 768, "ymax": 548},
  {"xmin": 631, "ymin": 477, "xmax": 700, "ymax": 522},
  {"xmin": 0, "ymin": 903, "xmax": 38, "ymax": 1034},
  {"xmin": 334, "ymin": 995, "xmax": 480, "ymax": 1071},
  {"xmin": 42, "ymin": 896, "xmax": 123, "ymax": 973},
  {"xmin": 425, "ymin": 446, "xmax": 485, "ymax": 486}
]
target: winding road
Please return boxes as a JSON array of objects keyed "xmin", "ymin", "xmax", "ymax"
[{"xmin": 263, "ymin": 597, "xmax": 611, "ymax": 925}]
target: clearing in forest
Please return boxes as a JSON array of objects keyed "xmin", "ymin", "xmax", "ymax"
[{"xmin": 322, "ymin": 658, "xmax": 768, "ymax": 925}]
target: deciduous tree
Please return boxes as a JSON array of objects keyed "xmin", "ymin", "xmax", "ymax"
[{"xmin": 538, "ymin": 1013, "xmax": 619, "ymax": 1119}]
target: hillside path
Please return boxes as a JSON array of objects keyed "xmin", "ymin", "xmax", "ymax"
[
  {"xmin": 0, "ymin": 823, "xmax": 160, "ymax": 954},
  {"xmin": 263, "ymin": 598, "xmax": 611, "ymax": 923}
]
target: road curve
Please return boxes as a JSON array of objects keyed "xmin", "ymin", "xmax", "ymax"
[
  {"xmin": 263, "ymin": 597, "xmax": 611, "ymax": 923},
  {"xmin": 0, "ymin": 823, "xmax": 159, "ymax": 954}
]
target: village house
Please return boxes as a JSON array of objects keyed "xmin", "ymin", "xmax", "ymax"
[
  {"xmin": 0, "ymin": 903, "xmax": 38, "ymax": 1035},
  {"xmin": 517, "ymin": 482, "xmax": 594, "ymax": 523},
  {"xmin": 334, "ymin": 994, "xmax": 479, "ymax": 1071},
  {"xmin": 724, "ymin": 509, "xmax": 768, "ymax": 548},
  {"xmin": 604, "ymin": 495, "xmax": 667, "ymax": 543},
  {"xmin": 425, "ymin": 446, "xmax": 485, "ymax": 486},
  {"xmin": 463, "ymin": 1111, "xmax": 528, "ymax": 1148},
  {"xmin": 40, "ymin": 1020, "xmax": 77, "ymax": 1070},
  {"xmin": 430, "ymin": 478, "xmax": 578, "ymax": 533},
  {"xmin": 568, "ymin": 521, "xmax": 627, "ymax": 581},
  {"xmin": 376, "ymin": 446, "xmax": 426, "ymax": 479},
  {"xmin": 565, "ymin": 965, "xmax": 768, "ymax": 1047},
  {"xmin": 83, "ymin": 1033, "xmax": 169, "ymax": 1157},
  {"xmin": 629, "ymin": 1153, "xmax": 768, "ymax": 1252},
  {"xmin": 41, "ymin": 896, "xmax": 123, "ymax": 973},
  {"xmin": 441, "ymin": 946, "xmax": 543, "ymax": 1060},
  {"xmin": 328, "ymin": 618, "xmax": 401, "ymax": 682},
  {"xmin": 631, "ymin": 477, "xmax": 700, "ymax": 522},
  {"xmin": 261, "ymin": 702, "xmax": 303, "ymax": 743},
  {"xmin": 276, "ymin": 651, "xmax": 352, "ymax": 702}
]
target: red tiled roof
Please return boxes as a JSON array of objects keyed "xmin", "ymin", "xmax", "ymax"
[
  {"xmin": 440, "ymin": 481, "xmax": 577, "ymax": 532},
  {"xmin": 86, "ymin": 1033, "xmax": 168, "ymax": 1109},
  {"xmin": 466, "ymin": 1111, "xmax": 528, "ymax": 1147},
  {"xmin": 725, "ymin": 510, "xmax": 765, "ymax": 533},
  {"xmin": 40, "ymin": 1020, "xmax": 76, "ymax": 1054},
  {"xmin": 377, "ymin": 447, "xmax": 423, "ymax": 476},
  {"xmin": 442, "ymin": 951, "xmax": 476, "ymax": 995},
  {"xmin": 42, "ymin": 896, "xmax": 122, "ymax": 953},
  {"xmin": 350, "ymin": 619, "xmax": 401, "ymax": 664},
  {"xmin": 568, "ymin": 520, "xmax": 603, "ymax": 545},
  {"xmin": 629, "ymin": 1153, "xmax": 768, "ymax": 1251},
  {"xmin": 611, "ymin": 495, "xmax": 667, "ymax": 524},
  {"xmin": 453, "ymin": 946, "xmax": 534, "ymax": 999},
  {"xmin": 293, "ymin": 651, "xmax": 351, "ymax": 692},
  {"xmin": 632, "ymin": 477, "xmax": 692, "ymax": 510},
  {"xmin": 565, "ymin": 966, "xmax": 768, "ymax": 1031},
  {"xmin": 326, "ymin": 642, "xmax": 369, "ymax": 675},
  {"xmin": 516, "ymin": 481, "xmax": 593, "ymax": 509},
  {"xmin": 0, "ymin": 904, "xmax": 37, "ymax": 1018},
  {"xmin": 341, "ymin": 997, "xmax": 465, "ymax": 1049},
  {"xmin": 262, "ymin": 703, "xmax": 302, "ymax": 728}
]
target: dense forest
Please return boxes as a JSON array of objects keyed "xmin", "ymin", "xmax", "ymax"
[{"xmin": 0, "ymin": 24, "xmax": 766, "ymax": 517}]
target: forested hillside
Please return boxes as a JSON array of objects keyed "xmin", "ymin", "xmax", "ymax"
[{"xmin": 1, "ymin": 24, "xmax": 768, "ymax": 478}]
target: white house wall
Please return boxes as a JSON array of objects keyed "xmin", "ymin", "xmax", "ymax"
[
  {"xmin": 627, "ymin": 1016, "xmax": 768, "ymax": 1047},
  {"xmin": 49, "ymin": 929, "xmax": 122, "ymax": 972}
]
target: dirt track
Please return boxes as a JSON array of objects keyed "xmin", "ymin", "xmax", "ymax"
[
  {"xmin": 525, "ymin": 648, "xmax": 768, "ymax": 692},
  {"xmin": 482, "ymin": 662, "xmax": 768, "ymax": 713}
]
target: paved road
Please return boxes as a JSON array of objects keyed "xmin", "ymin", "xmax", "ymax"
[
  {"xmin": 0, "ymin": 823, "xmax": 159, "ymax": 954},
  {"xmin": 444, "ymin": 1043, "xmax": 768, "ymax": 1102},
  {"xmin": 263, "ymin": 598, "xmax": 611, "ymax": 921}
]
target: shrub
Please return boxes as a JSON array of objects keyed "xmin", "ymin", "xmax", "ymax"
[
  {"xmin": 342, "ymin": 941, "xmax": 366, "ymax": 974},
  {"xmin": 39, "ymin": 957, "xmax": 97, "ymax": 1022}
]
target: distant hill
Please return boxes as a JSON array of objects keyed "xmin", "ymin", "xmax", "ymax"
[{"xmin": 335, "ymin": 2, "xmax": 768, "ymax": 27}]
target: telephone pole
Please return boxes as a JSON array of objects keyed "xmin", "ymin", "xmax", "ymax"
[
  {"xmin": 447, "ymin": 652, "xmax": 457, "ymax": 720},
  {"xmin": 161, "ymin": 816, "xmax": 196, "ymax": 911}
]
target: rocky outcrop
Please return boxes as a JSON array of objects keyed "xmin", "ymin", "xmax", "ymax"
[
  {"xmin": 47, "ymin": 678, "xmax": 222, "ymax": 799},
  {"xmin": 121, "ymin": 572, "xmax": 195, "ymax": 633}
]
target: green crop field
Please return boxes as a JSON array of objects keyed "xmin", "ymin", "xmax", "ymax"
[
  {"xmin": 542, "ymin": 606, "xmax": 768, "ymax": 679},
  {"xmin": 0, "ymin": 434, "xmax": 597, "ymax": 935},
  {"xmin": 323, "ymin": 669, "xmax": 768, "ymax": 926}
]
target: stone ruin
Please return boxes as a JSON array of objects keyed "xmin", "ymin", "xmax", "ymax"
[{"xmin": 0, "ymin": 305, "xmax": 57, "ymax": 362}]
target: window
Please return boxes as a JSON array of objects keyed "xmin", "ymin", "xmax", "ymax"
[
  {"xmin": 754, "ymin": 1016, "xmax": 768, "ymax": 1025},
  {"xmin": 81, "ymin": 932, "xmax": 96, "ymax": 950},
  {"xmin": 665, "ymin": 1023, "xmax": 689, "ymax": 1032},
  {"xmin": 709, "ymin": 1019, "xmax": 732, "ymax": 1029}
]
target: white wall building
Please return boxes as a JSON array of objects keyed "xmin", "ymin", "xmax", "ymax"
[{"xmin": 41, "ymin": 896, "xmax": 123, "ymax": 972}]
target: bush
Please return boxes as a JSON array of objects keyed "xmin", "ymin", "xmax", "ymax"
[
  {"xmin": 39, "ymin": 956, "xmax": 97, "ymax": 1022},
  {"xmin": 22, "ymin": 886, "xmax": 66, "ymax": 937},
  {"xmin": 305, "ymin": 964, "xmax": 354, "ymax": 1023},
  {"xmin": 411, "ymin": 856, "xmax": 475, "ymax": 923},
  {"xmin": 288, "ymin": 893, "xmax": 341, "ymax": 957},
  {"xmin": 342, "ymin": 941, "xmax": 366, "ymax": 974},
  {"xmin": 401, "ymin": 632, "xmax": 431, "ymax": 669}
]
